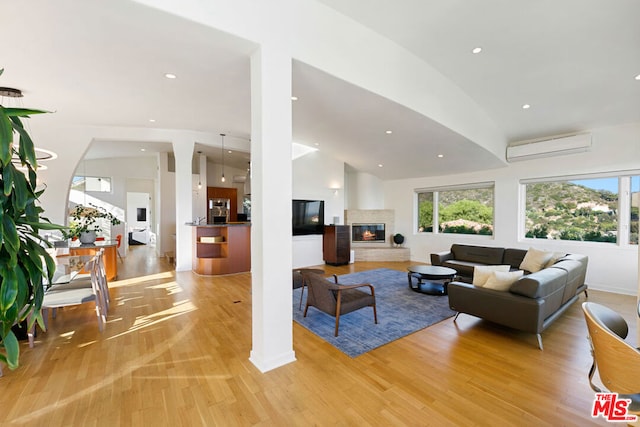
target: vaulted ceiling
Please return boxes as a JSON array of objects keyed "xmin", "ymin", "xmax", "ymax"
[{"xmin": 1, "ymin": 0, "xmax": 638, "ymax": 179}]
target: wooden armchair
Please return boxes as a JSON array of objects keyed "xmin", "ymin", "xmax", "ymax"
[
  {"xmin": 582, "ymin": 302, "xmax": 640, "ymax": 424},
  {"xmin": 301, "ymin": 271, "xmax": 377, "ymax": 337}
]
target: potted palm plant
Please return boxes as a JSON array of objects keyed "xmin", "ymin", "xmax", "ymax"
[{"xmin": 0, "ymin": 69, "xmax": 62, "ymax": 373}]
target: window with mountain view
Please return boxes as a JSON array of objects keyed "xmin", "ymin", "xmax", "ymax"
[
  {"xmin": 417, "ymin": 185, "xmax": 494, "ymax": 235},
  {"xmin": 524, "ymin": 177, "xmax": 621, "ymax": 243},
  {"xmin": 631, "ymin": 176, "xmax": 639, "ymax": 245}
]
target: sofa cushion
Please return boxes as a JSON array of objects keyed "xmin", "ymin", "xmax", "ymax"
[
  {"xmin": 551, "ymin": 260, "xmax": 586, "ymax": 304},
  {"xmin": 442, "ymin": 259, "xmax": 481, "ymax": 278},
  {"xmin": 451, "ymin": 244, "xmax": 504, "ymax": 265},
  {"xmin": 472, "ymin": 265, "xmax": 511, "ymax": 287},
  {"xmin": 519, "ymin": 247, "xmax": 553, "ymax": 273},
  {"xmin": 544, "ymin": 252, "xmax": 566, "ymax": 269},
  {"xmin": 483, "ymin": 270, "xmax": 524, "ymax": 291},
  {"xmin": 503, "ymin": 248, "xmax": 528, "ymax": 269},
  {"xmin": 510, "ymin": 267, "xmax": 567, "ymax": 298}
]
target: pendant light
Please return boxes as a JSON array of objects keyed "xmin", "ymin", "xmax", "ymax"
[
  {"xmin": 196, "ymin": 150, "xmax": 203, "ymax": 189},
  {"xmin": 220, "ymin": 133, "xmax": 226, "ymax": 183}
]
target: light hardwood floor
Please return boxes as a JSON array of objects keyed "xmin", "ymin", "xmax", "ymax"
[{"xmin": 1, "ymin": 246, "xmax": 636, "ymax": 426}]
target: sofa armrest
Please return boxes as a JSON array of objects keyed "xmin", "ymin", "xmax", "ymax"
[
  {"xmin": 431, "ymin": 251, "xmax": 453, "ymax": 266},
  {"xmin": 448, "ymin": 281, "xmax": 545, "ymax": 334}
]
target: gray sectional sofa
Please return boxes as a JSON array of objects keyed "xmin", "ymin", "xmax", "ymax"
[{"xmin": 431, "ymin": 244, "xmax": 588, "ymax": 349}]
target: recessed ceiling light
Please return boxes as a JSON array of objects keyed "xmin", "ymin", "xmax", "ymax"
[
  {"xmin": 437, "ymin": 154, "xmax": 444, "ymax": 158},
  {"xmin": 164, "ymin": 73, "xmax": 177, "ymax": 79},
  {"xmin": 291, "ymin": 96, "xmax": 298, "ymax": 101},
  {"xmin": 314, "ymin": 142, "xmax": 320, "ymax": 146},
  {"xmin": 385, "ymin": 130, "xmax": 393, "ymax": 134},
  {"xmin": 140, "ymin": 148, "xmax": 146, "ymax": 152},
  {"xmin": 522, "ymin": 104, "xmax": 531, "ymax": 109},
  {"xmin": 228, "ymin": 150, "xmax": 232, "ymax": 154},
  {"xmin": 149, "ymin": 119, "xmax": 156, "ymax": 123},
  {"xmin": 378, "ymin": 164, "xmax": 383, "ymax": 168},
  {"xmin": 472, "ymin": 47, "xmax": 482, "ymax": 54},
  {"xmin": 635, "ymin": 74, "xmax": 640, "ymax": 80}
]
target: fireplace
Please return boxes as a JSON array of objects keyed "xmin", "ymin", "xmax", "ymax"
[{"xmin": 352, "ymin": 223, "xmax": 385, "ymax": 243}]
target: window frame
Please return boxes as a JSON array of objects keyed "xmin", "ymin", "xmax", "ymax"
[
  {"xmin": 415, "ymin": 181, "xmax": 496, "ymax": 237},
  {"xmin": 72, "ymin": 175, "xmax": 113, "ymax": 193},
  {"xmin": 520, "ymin": 170, "xmax": 639, "ymax": 247}
]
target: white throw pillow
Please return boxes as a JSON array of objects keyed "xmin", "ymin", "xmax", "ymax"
[
  {"xmin": 483, "ymin": 270, "xmax": 524, "ymax": 291},
  {"xmin": 519, "ymin": 247, "xmax": 553, "ymax": 273},
  {"xmin": 473, "ymin": 265, "xmax": 511, "ymax": 287}
]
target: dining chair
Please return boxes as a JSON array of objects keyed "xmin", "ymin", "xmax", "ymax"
[
  {"xmin": 50, "ymin": 250, "xmax": 109, "ymax": 311},
  {"xmin": 115, "ymin": 234, "xmax": 124, "ymax": 262},
  {"xmin": 32, "ymin": 253, "xmax": 108, "ymax": 343}
]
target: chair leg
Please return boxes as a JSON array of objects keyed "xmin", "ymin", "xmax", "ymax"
[
  {"xmin": 454, "ymin": 312, "xmax": 461, "ymax": 322},
  {"xmin": 372, "ymin": 304, "xmax": 378, "ymax": 324},
  {"xmin": 298, "ymin": 284, "xmax": 305, "ymax": 310},
  {"xmin": 335, "ymin": 295, "xmax": 342, "ymax": 336},
  {"xmin": 536, "ymin": 334, "xmax": 544, "ymax": 350}
]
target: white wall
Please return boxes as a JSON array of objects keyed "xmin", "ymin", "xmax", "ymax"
[
  {"xmin": 159, "ymin": 152, "xmax": 176, "ymax": 258},
  {"xmin": 292, "ymin": 149, "xmax": 344, "ymax": 268},
  {"xmin": 345, "ymin": 171, "xmax": 384, "ymax": 209},
  {"xmin": 384, "ymin": 123, "xmax": 640, "ymax": 295}
]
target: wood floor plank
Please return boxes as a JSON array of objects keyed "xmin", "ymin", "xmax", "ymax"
[{"xmin": 1, "ymin": 247, "xmax": 635, "ymax": 426}]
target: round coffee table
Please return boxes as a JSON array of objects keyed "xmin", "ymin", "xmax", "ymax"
[{"xmin": 407, "ymin": 265, "xmax": 457, "ymax": 295}]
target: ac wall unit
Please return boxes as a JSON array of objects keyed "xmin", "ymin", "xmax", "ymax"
[
  {"xmin": 232, "ymin": 175, "xmax": 246, "ymax": 183},
  {"xmin": 506, "ymin": 133, "xmax": 591, "ymax": 162}
]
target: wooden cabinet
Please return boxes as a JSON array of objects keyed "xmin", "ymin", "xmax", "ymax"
[
  {"xmin": 192, "ymin": 224, "xmax": 250, "ymax": 275},
  {"xmin": 323, "ymin": 225, "xmax": 351, "ymax": 266},
  {"xmin": 207, "ymin": 187, "xmax": 238, "ymax": 223}
]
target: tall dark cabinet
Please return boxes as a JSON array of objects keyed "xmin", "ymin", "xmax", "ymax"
[{"xmin": 323, "ymin": 225, "xmax": 351, "ymax": 266}]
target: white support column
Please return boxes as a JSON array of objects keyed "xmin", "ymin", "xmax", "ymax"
[
  {"xmin": 195, "ymin": 152, "xmax": 207, "ymax": 221},
  {"xmin": 249, "ymin": 44, "xmax": 296, "ymax": 372},
  {"xmin": 173, "ymin": 139, "xmax": 195, "ymax": 272}
]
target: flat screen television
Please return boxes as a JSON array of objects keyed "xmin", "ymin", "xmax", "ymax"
[{"xmin": 292, "ymin": 199, "xmax": 325, "ymax": 236}]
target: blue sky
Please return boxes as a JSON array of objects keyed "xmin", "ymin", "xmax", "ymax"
[
  {"xmin": 570, "ymin": 176, "xmax": 640, "ymax": 193},
  {"xmin": 570, "ymin": 178, "xmax": 619, "ymax": 193}
]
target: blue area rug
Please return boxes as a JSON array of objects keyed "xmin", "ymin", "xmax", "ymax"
[{"xmin": 293, "ymin": 268, "xmax": 456, "ymax": 357}]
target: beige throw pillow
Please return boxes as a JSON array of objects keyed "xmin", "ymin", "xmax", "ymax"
[
  {"xmin": 483, "ymin": 270, "xmax": 524, "ymax": 291},
  {"xmin": 472, "ymin": 265, "xmax": 511, "ymax": 287},
  {"xmin": 519, "ymin": 247, "xmax": 553, "ymax": 273},
  {"xmin": 544, "ymin": 252, "xmax": 566, "ymax": 269}
]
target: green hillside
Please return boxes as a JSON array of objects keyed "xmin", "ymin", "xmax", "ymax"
[
  {"xmin": 525, "ymin": 182, "xmax": 619, "ymax": 242},
  {"xmin": 418, "ymin": 183, "xmax": 638, "ymax": 243}
]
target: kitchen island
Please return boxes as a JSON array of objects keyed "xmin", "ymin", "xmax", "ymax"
[{"xmin": 190, "ymin": 223, "xmax": 251, "ymax": 275}]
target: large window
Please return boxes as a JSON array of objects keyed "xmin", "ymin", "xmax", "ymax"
[
  {"xmin": 631, "ymin": 176, "xmax": 639, "ymax": 245},
  {"xmin": 71, "ymin": 176, "xmax": 112, "ymax": 192},
  {"xmin": 417, "ymin": 184, "xmax": 494, "ymax": 235},
  {"xmin": 523, "ymin": 174, "xmax": 638, "ymax": 245}
]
